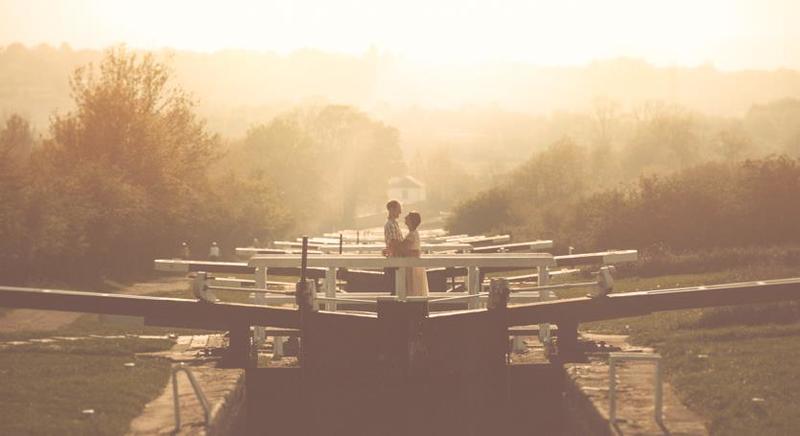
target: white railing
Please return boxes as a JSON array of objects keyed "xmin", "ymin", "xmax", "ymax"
[
  {"xmin": 247, "ymin": 253, "xmax": 555, "ymax": 306},
  {"xmin": 160, "ymin": 248, "xmax": 638, "ymax": 356},
  {"xmin": 267, "ymin": 242, "xmax": 472, "ymax": 254}
]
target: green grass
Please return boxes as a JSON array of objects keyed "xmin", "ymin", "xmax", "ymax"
[
  {"xmin": 0, "ymin": 286, "xmax": 201, "ymax": 435},
  {"xmin": 0, "ymin": 338, "xmax": 172, "ymax": 435},
  {"xmin": 583, "ymin": 264, "xmax": 800, "ymax": 435},
  {"xmin": 0, "ymin": 277, "xmax": 271, "ymax": 434}
]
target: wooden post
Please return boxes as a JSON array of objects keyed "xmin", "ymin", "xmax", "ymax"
[
  {"xmin": 228, "ymin": 325, "xmax": 252, "ymax": 368},
  {"xmin": 537, "ymin": 265, "xmax": 551, "ymax": 344},
  {"xmin": 394, "ymin": 268, "xmax": 407, "ymax": 300},
  {"xmin": 325, "ymin": 267, "xmax": 337, "ymax": 311},
  {"xmin": 254, "ymin": 266, "xmax": 267, "ymax": 346},
  {"xmin": 488, "ymin": 278, "xmax": 511, "ymax": 363},
  {"xmin": 296, "ymin": 280, "xmax": 317, "ymax": 313},
  {"xmin": 376, "ymin": 299, "xmax": 429, "ymax": 377},
  {"xmin": 296, "ymin": 279, "xmax": 317, "ymax": 365},
  {"xmin": 466, "ymin": 266, "xmax": 480, "ymax": 309},
  {"xmin": 556, "ymin": 319, "xmax": 579, "ymax": 359}
]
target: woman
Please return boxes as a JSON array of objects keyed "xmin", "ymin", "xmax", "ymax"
[{"xmin": 398, "ymin": 211, "xmax": 429, "ymax": 296}]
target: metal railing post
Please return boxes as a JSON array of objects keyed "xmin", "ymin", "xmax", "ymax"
[
  {"xmin": 655, "ymin": 359, "xmax": 663, "ymax": 425},
  {"xmin": 608, "ymin": 360, "xmax": 617, "ymax": 424},
  {"xmin": 608, "ymin": 353, "xmax": 663, "ymax": 427},
  {"xmin": 172, "ymin": 363, "xmax": 211, "ymax": 432}
]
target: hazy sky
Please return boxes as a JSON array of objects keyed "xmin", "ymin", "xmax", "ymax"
[{"xmin": 1, "ymin": 0, "xmax": 799, "ymax": 70}]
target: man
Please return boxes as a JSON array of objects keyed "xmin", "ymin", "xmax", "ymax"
[{"xmin": 383, "ymin": 200, "xmax": 403, "ymax": 293}]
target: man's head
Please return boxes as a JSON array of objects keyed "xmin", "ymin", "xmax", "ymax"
[{"xmin": 386, "ymin": 200, "xmax": 402, "ymax": 219}]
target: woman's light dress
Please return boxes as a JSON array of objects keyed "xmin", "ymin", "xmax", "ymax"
[{"xmin": 404, "ymin": 229, "xmax": 429, "ymax": 296}]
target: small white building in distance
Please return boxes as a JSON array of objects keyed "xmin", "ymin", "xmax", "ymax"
[{"xmin": 388, "ymin": 175, "xmax": 426, "ymax": 204}]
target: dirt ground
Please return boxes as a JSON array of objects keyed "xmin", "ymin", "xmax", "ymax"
[{"xmin": 0, "ymin": 277, "xmax": 189, "ymax": 333}]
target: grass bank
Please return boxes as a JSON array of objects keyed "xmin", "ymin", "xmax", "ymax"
[
  {"xmin": 584, "ymin": 264, "xmax": 800, "ymax": 435},
  {"xmin": 0, "ymin": 285, "xmax": 210, "ymax": 434},
  {"xmin": 0, "ymin": 338, "xmax": 173, "ymax": 435}
]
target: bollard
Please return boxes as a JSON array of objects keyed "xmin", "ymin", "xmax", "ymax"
[
  {"xmin": 593, "ymin": 265, "xmax": 616, "ymax": 297},
  {"xmin": 209, "ymin": 242, "xmax": 220, "ymax": 260},
  {"xmin": 192, "ymin": 272, "xmax": 217, "ymax": 303},
  {"xmin": 192, "ymin": 272, "xmax": 207, "ymax": 300}
]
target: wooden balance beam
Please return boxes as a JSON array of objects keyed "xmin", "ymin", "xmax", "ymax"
[
  {"xmin": 471, "ymin": 240, "xmax": 554, "ymax": 253},
  {"xmin": 0, "ymin": 284, "xmax": 301, "ymax": 330}
]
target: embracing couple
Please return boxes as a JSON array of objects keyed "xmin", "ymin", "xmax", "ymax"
[{"xmin": 383, "ymin": 200, "xmax": 429, "ymax": 296}]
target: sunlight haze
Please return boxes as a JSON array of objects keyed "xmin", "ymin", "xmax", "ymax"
[{"xmin": 1, "ymin": 0, "xmax": 799, "ymax": 70}]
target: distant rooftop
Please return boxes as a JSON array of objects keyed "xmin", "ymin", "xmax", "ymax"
[{"xmin": 389, "ymin": 175, "xmax": 424, "ymax": 189}]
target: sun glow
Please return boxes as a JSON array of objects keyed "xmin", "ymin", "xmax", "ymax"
[{"xmin": 1, "ymin": 0, "xmax": 799, "ymax": 69}]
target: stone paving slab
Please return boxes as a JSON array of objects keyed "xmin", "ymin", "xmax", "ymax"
[{"xmin": 566, "ymin": 334, "xmax": 707, "ymax": 435}]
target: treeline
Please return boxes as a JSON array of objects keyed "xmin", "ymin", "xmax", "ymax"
[
  {"xmin": 0, "ymin": 47, "xmax": 409, "ymax": 284},
  {"xmin": 4, "ymin": 45, "xmax": 800, "ymax": 284},
  {"xmin": 224, "ymin": 105, "xmax": 405, "ymax": 231},
  {"xmin": 447, "ymin": 139, "xmax": 800, "ymax": 255},
  {"xmin": 572, "ymin": 157, "xmax": 800, "ymax": 251},
  {"xmin": 0, "ymin": 48, "xmax": 292, "ymax": 283}
]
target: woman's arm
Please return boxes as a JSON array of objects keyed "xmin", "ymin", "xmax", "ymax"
[
  {"xmin": 395, "ymin": 237, "xmax": 411, "ymax": 256},
  {"xmin": 397, "ymin": 233, "xmax": 421, "ymax": 257}
]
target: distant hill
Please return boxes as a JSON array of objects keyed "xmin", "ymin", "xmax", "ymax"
[{"xmin": 2, "ymin": 44, "xmax": 800, "ymax": 149}]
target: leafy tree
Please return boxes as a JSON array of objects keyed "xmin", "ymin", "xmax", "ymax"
[
  {"xmin": 410, "ymin": 145, "xmax": 476, "ymax": 210},
  {"xmin": 447, "ymin": 187, "xmax": 514, "ymax": 235},
  {"xmin": 32, "ymin": 47, "xmax": 219, "ymax": 272},
  {"xmin": 238, "ymin": 115, "xmax": 322, "ymax": 227},
  {"xmin": 236, "ymin": 104, "xmax": 405, "ymax": 230},
  {"xmin": 0, "ymin": 114, "xmax": 34, "ymax": 160},
  {"xmin": 446, "ymin": 137, "xmax": 589, "ymax": 246},
  {"xmin": 715, "ymin": 127, "xmax": 754, "ymax": 161},
  {"xmin": 207, "ymin": 172, "xmax": 292, "ymax": 246},
  {"xmin": 567, "ymin": 156, "xmax": 800, "ymax": 252},
  {"xmin": 744, "ymin": 98, "xmax": 800, "ymax": 156},
  {"xmin": 0, "ymin": 114, "xmax": 34, "ymax": 279}
]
